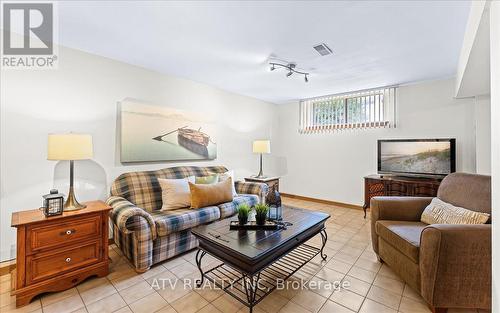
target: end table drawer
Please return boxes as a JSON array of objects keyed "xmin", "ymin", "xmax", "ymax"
[
  {"xmin": 28, "ymin": 215, "xmax": 101, "ymax": 252},
  {"xmin": 27, "ymin": 241, "xmax": 101, "ymax": 283}
]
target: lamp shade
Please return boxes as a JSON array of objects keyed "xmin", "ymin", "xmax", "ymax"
[
  {"xmin": 252, "ymin": 140, "xmax": 271, "ymax": 154},
  {"xmin": 47, "ymin": 134, "xmax": 93, "ymax": 160}
]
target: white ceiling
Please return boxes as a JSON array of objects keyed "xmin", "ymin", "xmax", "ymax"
[{"xmin": 55, "ymin": 1, "xmax": 471, "ymax": 104}]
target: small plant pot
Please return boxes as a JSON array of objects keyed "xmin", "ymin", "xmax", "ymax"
[
  {"xmin": 238, "ymin": 216, "xmax": 248, "ymax": 225},
  {"xmin": 255, "ymin": 214, "xmax": 267, "ymax": 226}
]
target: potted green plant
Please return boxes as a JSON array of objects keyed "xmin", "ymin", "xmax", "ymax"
[
  {"xmin": 237, "ymin": 204, "xmax": 250, "ymax": 225},
  {"xmin": 254, "ymin": 203, "xmax": 269, "ymax": 226}
]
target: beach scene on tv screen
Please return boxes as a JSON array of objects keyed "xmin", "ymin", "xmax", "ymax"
[{"xmin": 380, "ymin": 141, "xmax": 451, "ymax": 174}]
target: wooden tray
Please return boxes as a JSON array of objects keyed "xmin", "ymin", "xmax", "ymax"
[{"xmin": 229, "ymin": 220, "xmax": 281, "ymax": 230}]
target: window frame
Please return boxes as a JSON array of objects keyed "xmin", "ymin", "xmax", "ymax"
[{"xmin": 299, "ymin": 87, "xmax": 397, "ymax": 133}]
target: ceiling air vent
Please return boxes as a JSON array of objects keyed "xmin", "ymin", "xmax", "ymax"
[{"xmin": 313, "ymin": 43, "xmax": 333, "ymax": 56}]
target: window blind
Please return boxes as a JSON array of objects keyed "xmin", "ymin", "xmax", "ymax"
[{"xmin": 299, "ymin": 87, "xmax": 397, "ymax": 134}]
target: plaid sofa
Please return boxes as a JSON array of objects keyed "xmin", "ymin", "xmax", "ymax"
[{"xmin": 106, "ymin": 166, "xmax": 268, "ymax": 272}]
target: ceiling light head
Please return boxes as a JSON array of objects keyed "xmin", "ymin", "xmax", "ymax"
[{"xmin": 267, "ymin": 61, "xmax": 308, "ymax": 82}]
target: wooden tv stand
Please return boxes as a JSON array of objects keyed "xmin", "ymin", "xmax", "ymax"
[{"xmin": 363, "ymin": 174, "xmax": 442, "ymax": 218}]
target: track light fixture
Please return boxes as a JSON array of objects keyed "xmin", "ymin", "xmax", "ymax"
[{"xmin": 269, "ymin": 62, "xmax": 309, "ymax": 82}]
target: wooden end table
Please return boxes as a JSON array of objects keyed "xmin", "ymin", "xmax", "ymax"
[
  {"xmin": 244, "ymin": 176, "xmax": 280, "ymax": 203},
  {"xmin": 11, "ymin": 200, "xmax": 111, "ymax": 307}
]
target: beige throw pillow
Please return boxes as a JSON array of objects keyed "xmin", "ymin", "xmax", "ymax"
[
  {"xmin": 189, "ymin": 178, "xmax": 234, "ymax": 209},
  {"xmin": 218, "ymin": 170, "xmax": 238, "ymax": 197},
  {"xmin": 421, "ymin": 197, "xmax": 490, "ymax": 225},
  {"xmin": 158, "ymin": 176, "xmax": 195, "ymax": 211}
]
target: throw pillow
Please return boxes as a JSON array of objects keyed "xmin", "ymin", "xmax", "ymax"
[
  {"xmin": 189, "ymin": 178, "xmax": 234, "ymax": 209},
  {"xmin": 158, "ymin": 176, "xmax": 195, "ymax": 211},
  {"xmin": 195, "ymin": 174, "xmax": 219, "ymax": 184},
  {"xmin": 421, "ymin": 197, "xmax": 490, "ymax": 225},
  {"xmin": 218, "ymin": 170, "xmax": 238, "ymax": 197}
]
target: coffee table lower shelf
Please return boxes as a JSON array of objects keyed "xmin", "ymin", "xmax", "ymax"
[{"xmin": 195, "ymin": 243, "xmax": 323, "ymax": 312}]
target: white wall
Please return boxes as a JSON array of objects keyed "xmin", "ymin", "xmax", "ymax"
[
  {"xmin": 489, "ymin": 1, "xmax": 500, "ymax": 312},
  {"xmin": 274, "ymin": 79, "xmax": 476, "ymax": 206},
  {"xmin": 0, "ymin": 46, "xmax": 277, "ymax": 261},
  {"xmin": 474, "ymin": 95, "xmax": 491, "ymax": 174},
  {"xmin": 455, "ymin": 0, "xmax": 491, "ymax": 98}
]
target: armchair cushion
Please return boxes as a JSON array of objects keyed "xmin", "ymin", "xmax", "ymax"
[
  {"xmin": 376, "ymin": 220, "xmax": 427, "ymax": 263},
  {"xmin": 421, "ymin": 197, "xmax": 490, "ymax": 225},
  {"xmin": 370, "ymin": 196, "xmax": 432, "ymax": 254},
  {"xmin": 151, "ymin": 206, "xmax": 220, "ymax": 237}
]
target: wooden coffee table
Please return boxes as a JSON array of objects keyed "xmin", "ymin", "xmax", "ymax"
[{"xmin": 191, "ymin": 206, "xmax": 329, "ymax": 312}]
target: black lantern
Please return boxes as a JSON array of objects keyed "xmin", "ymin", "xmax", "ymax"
[
  {"xmin": 267, "ymin": 187, "xmax": 282, "ymax": 221},
  {"xmin": 42, "ymin": 189, "xmax": 64, "ymax": 217}
]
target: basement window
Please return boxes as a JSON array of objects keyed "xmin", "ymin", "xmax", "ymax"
[{"xmin": 299, "ymin": 87, "xmax": 397, "ymax": 133}]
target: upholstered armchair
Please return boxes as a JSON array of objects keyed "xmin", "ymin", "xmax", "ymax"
[{"xmin": 370, "ymin": 173, "xmax": 491, "ymax": 313}]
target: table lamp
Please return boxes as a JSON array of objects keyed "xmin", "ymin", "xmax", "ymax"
[
  {"xmin": 252, "ymin": 140, "xmax": 270, "ymax": 178},
  {"xmin": 48, "ymin": 133, "xmax": 93, "ymax": 211}
]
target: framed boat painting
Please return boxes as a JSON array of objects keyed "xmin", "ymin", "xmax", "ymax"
[{"xmin": 119, "ymin": 99, "xmax": 217, "ymax": 162}]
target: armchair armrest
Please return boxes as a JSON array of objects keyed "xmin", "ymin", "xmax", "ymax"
[
  {"xmin": 371, "ymin": 196, "xmax": 432, "ymax": 254},
  {"xmin": 235, "ymin": 181, "xmax": 269, "ymax": 201},
  {"xmin": 371, "ymin": 196, "xmax": 432, "ymax": 221},
  {"xmin": 419, "ymin": 224, "xmax": 491, "ymax": 309},
  {"xmin": 106, "ymin": 196, "xmax": 157, "ymax": 241}
]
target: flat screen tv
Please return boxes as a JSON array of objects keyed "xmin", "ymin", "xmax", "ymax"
[{"xmin": 378, "ymin": 139, "xmax": 456, "ymax": 177}]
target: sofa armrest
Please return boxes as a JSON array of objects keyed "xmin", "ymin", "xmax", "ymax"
[
  {"xmin": 371, "ymin": 196, "xmax": 432, "ymax": 254},
  {"xmin": 235, "ymin": 181, "xmax": 269, "ymax": 201},
  {"xmin": 419, "ymin": 224, "xmax": 491, "ymax": 309},
  {"xmin": 106, "ymin": 196, "xmax": 157, "ymax": 241}
]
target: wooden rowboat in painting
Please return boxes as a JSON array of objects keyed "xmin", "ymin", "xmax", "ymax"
[{"xmin": 153, "ymin": 126, "xmax": 211, "ymax": 157}]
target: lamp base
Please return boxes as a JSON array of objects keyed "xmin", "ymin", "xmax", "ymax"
[
  {"xmin": 64, "ymin": 187, "xmax": 86, "ymax": 211},
  {"xmin": 254, "ymin": 153, "xmax": 267, "ymax": 179},
  {"xmin": 252, "ymin": 174, "xmax": 268, "ymax": 179}
]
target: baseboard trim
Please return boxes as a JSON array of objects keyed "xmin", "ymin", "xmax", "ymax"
[{"xmin": 280, "ymin": 193, "xmax": 363, "ymax": 210}]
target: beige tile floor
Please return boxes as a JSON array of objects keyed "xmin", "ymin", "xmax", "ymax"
[{"xmin": 0, "ymin": 197, "xmax": 488, "ymax": 313}]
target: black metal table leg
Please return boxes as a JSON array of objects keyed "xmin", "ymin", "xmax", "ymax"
[
  {"xmin": 243, "ymin": 272, "xmax": 261, "ymax": 313},
  {"xmin": 195, "ymin": 249, "xmax": 207, "ymax": 287},
  {"xmin": 320, "ymin": 228, "xmax": 328, "ymax": 260}
]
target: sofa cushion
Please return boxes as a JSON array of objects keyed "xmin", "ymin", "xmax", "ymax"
[
  {"xmin": 189, "ymin": 179, "xmax": 234, "ymax": 209},
  {"xmin": 218, "ymin": 194, "xmax": 259, "ymax": 219},
  {"xmin": 158, "ymin": 176, "xmax": 195, "ymax": 211},
  {"xmin": 110, "ymin": 166, "xmax": 229, "ymax": 212},
  {"xmin": 376, "ymin": 220, "xmax": 427, "ymax": 263},
  {"xmin": 151, "ymin": 206, "xmax": 220, "ymax": 236}
]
